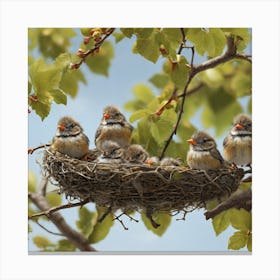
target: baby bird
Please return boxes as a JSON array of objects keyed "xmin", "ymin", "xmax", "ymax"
[
  {"xmin": 95, "ymin": 105, "xmax": 133, "ymax": 151},
  {"xmin": 96, "ymin": 141, "xmax": 125, "ymax": 164},
  {"xmin": 124, "ymin": 144, "xmax": 149, "ymax": 164},
  {"xmin": 186, "ymin": 131, "xmax": 224, "ymax": 170},
  {"xmin": 51, "ymin": 116, "xmax": 89, "ymax": 160},
  {"xmin": 223, "ymin": 114, "xmax": 252, "ymax": 166}
]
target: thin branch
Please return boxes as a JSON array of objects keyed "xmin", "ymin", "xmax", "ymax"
[
  {"xmin": 113, "ymin": 214, "xmax": 128, "ymax": 230},
  {"xmin": 204, "ymin": 188, "xmax": 252, "ymax": 220},
  {"xmin": 29, "ymin": 177, "xmax": 96, "ymax": 251},
  {"xmin": 71, "ymin": 28, "xmax": 115, "ymax": 69},
  {"xmin": 28, "ymin": 144, "xmax": 51, "ymax": 155},
  {"xmin": 34, "ymin": 220, "xmax": 65, "ymax": 237},
  {"xmin": 28, "ymin": 197, "xmax": 90, "ymax": 219}
]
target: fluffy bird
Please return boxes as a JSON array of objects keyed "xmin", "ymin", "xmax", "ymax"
[
  {"xmin": 223, "ymin": 114, "xmax": 252, "ymax": 166},
  {"xmin": 95, "ymin": 105, "xmax": 133, "ymax": 151},
  {"xmin": 186, "ymin": 131, "xmax": 224, "ymax": 170},
  {"xmin": 51, "ymin": 116, "xmax": 89, "ymax": 160},
  {"xmin": 96, "ymin": 141, "xmax": 125, "ymax": 164},
  {"xmin": 124, "ymin": 144, "xmax": 149, "ymax": 163}
]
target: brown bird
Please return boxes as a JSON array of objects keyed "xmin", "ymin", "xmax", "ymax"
[
  {"xmin": 187, "ymin": 131, "xmax": 224, "ymax": 170},
  {"xmin": 160, "ymin": 157, "xmax": 182, "ymax": 167},
  {"xmin": 51, "ymin": 116, "xmax": 89, "ymax": 160},
  {"xmin": 223, "ymin": 114, "xmax": 252, "ymax": 166},
  {"xmin": 96, "ymin": 141, "xmax": 125, "ymax": 164},
  {"xmin": 124, "ymin": 144, "xmax": 149, "ymax": 163},
  {"xmin": 95, "ymin": 105, "xmax": 133, "ymax": 151}
]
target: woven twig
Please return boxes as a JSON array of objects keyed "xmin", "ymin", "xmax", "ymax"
[{"xmin": 42, "ymin": 149, "xmax": 244, "ymax": 213}]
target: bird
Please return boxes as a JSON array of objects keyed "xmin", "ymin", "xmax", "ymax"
[
  {"xmin": 94, "ymin": 105, "xmax": 133, "ymax": 151},
  {"xmin": 51, "ymin": 116, "xmax": 89, "ymax": 160},
  {"xmin": 96, "ymin": 141, "xmax": 125, "ymax": 164},
  {"xmin": 223, "ymin": 114, "xmax": 252, "ymax": 166},
  {"xmin": 124, "ymin": 144, "xmax": 149, "ymax": 164},
  {"xmin": 144, "ymin": 156, "xmax": 160, "ymax": 166},
  {"xmin": 186, "ymin": 131, "xmax": 225, "ymax": 170},
  {"xmin": 160, "ymin": 157, "xmax": 182, "ymax": 167}
]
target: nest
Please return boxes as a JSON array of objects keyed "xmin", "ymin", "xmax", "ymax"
[{"xmin": 42, "ymin": 149, "xmax": 244, "ymax": 214}]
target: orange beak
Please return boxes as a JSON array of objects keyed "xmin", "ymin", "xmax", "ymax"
[
  {"xmin": 57, "ymin": 124, "xmax": 65, "ymax": 131},
  {"xmin": 103, "ymin": 113, "xmax": 110, "ymax": 120},
  {"xmin": 187, "ymin": 138, "xmax": 196, "ymax": 145},
  {"xmin": 235, "ymin": 123, "xmax": 244, "ymax": 130}
]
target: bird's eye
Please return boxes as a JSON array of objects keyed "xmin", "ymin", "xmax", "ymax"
[
  {"xmin": 68, "ymin": 123, "xmax": 75, "ymax": 129},
  {"xmin": 203, "ymin": 138, "xmax": 208, "ymax": 143}
]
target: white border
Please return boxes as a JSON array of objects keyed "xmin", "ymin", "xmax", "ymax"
[{"xmin": 1, "ymin": 0, "xmax": 280, "ymax": 279}]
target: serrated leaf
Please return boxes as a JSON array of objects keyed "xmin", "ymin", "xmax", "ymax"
[
  {"xmin": 229, "ymin": 208, "xmax": 251, "ymax": 231},
  {"xmin": 141, "ymin": 212, "xmax": 171, "ymax": 236},
  {"xmin": 33, "ymin": 236, "xmax": 55, "ymax": 249},
  {"xmin": 129, "ymin": 109, "xmax": 151, "ymax": 123},
  {"xmin": 28, "ymin": 81, "xmax": 32, "ymax": 94},
  {"xmin": 49, "ymin": 89, "xmax": 67, "ymax": 105},
  {"xmin": 46, "ymin": 192, "xmax": 62, "ymax": 207},
  {"xmin": 161, "ymin": 28, "xmax": 183, "ymax": 45},
  {"xmin": 86, "ymin": 41, "xmax": 114, "ymax": 76},
  {"xmin": 187, "ymin": 28, "xmax": 226, "ymax": 57},
  {"xmin": 212, "ymin": 211, "xmax": 231, "ymax": 235},
  {"xmin": 76, "ymin": 207, "xmax": 97, "ymax": 238},
  {"xmin": 88, "ymin": 206, "xmax": 114, "ymax": 244},
  {"xmin": 228, "ymin": 231, "xmax": 248, "ymax": 250},
  {"xmin": 29, "ymin": 99, "xmax": 51, "ymax": 121},
  {"xmin": 28, "ymin": 170, "xmax": 37, "ymax": 193},
  {"xmin": 135, "ymin": 30, "xmax": 160, "ymax": 63},
  {"xmin": 150, "ymin": 122, "xmax": 160, "ymax": 142},
  {"xmin": 149, "ymin": 73, "xmax": 169, "ymax": 89},
  {"xmin": 56, "ymin": 239, "xmax": 76, "ymax": 252},
  {"xmin": 120, "ymin": 28, "xmax": 135, "ymax": 38}
]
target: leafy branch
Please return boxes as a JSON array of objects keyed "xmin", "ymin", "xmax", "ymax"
[
  {"xmin": 159, "ymin": 35, "xmax": 252, "ymax": 159},
  {"xmin": 29, "ymin": 177, "xmax": 96, "ymax": 251}
]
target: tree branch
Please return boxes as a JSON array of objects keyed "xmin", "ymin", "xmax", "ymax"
[
  {"xmin": 204, "ymin": 188, "xmax": 252, "ymax": 220},
  {"xmin": 160, "ymin": 35, "xmax": 251, "ymax": 158},
  {"xmin": 29, "ymin": 177, "xmax": 96, "ymax": 252}
]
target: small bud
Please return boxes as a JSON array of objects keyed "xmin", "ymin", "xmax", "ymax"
[{"xmin": 83, "ymin": 36, "xmax": 90, "ymax": 44}]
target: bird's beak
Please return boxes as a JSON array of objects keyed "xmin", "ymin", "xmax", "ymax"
[
  {"xmin": 187, "ymin": 138, "xmax": 196, "ymax": 145},
  {"xmin": 57, "ymin": 124, "xmax": 65, "ymax": 131},
  {"xmin": 235, "ymin": 123, "xmax": 244, "ymax": 130},
  {"xmin": 103, "ymin": 113, "xmax": 110, "ymax": 120}
]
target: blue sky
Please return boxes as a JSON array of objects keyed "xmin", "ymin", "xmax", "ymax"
[{"xmin": 28, "ymin": 28, "xmax": 251, "ymax": 252}]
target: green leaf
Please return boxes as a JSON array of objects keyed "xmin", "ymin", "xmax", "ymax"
[
  {"xmin": 134, "ymin": 28, "xmax": 154, "ymax": 38},
  {"xmin": 120, "ymin": 28, "xmax": 135, "ymax": 38},
  {"xmin": 228, "ymin": 231, "xmax": 248, "ymax": 250},
  {"xmin": 60, "ymin": 69, "xmax": 86, "ymax": 98},
  {"xmin": 161, "ymin": 28, "xmax": 183, "ymax": 45},
  {"xmin": 33, "ymin": 236, "xmax": 55, "ymax": 249},
  {"xmin": 80, "ymin": 28, "xmax": 92, "ymax": 36},
  {"xmin": 86, "ymin": 41, "xmax": 114, "ymax": 76},
  {"xmin": 247, "ymin": 96, "xmax": 252, "ymax": 114},
  {"xmin": 49, "ymin": 89, "xmax": 67, "ymax": 105},
  {"xmin": 187, "ymin": 28, "xmax": 227, "ymax": 57},
  {"xmin": 28, "ymin": 170, "xmax": 37, "ymax": 193},
  {"xmin": 76, "ymin": 207, "xmax": 97, "ymax": 238},
  {"xmin": 229, "ymin": 208, "xmax": 251, "ymax": 231},
  {"xmin": 88, "ymin": 207, "xmax": 114, "ymax": 244},
  {"xmin": 29, "ymin": 99, "xmax": 51, "ymax": 121},
  {"xmin": 212, "ymin": 211, "xmax": 231, "ymax": 236},
  {"xmin": 129, "ymin": 109, "xmax": 151, "ymax": 123},
  {"xmin": 170, "ymin": 55, "xmax": 190, "ymax": 89},
  {"xmin": 132, "ymin": 84, "xmax": 155, "ymax": 103},
  {"xmin": 46, "ymin": 192, "xmax": 62, "ymax": 207},
  {"xmin": 28, "ymin": 81, "xmax": 32, "ymax": 94},
  {"xmin": 141, "ymin": 212, "xmax": 171, "ymax": 236},
  {"xmin": 135, "ymin": 30, "xmax": 160, "ymax": 63},
  {"xmin": 222, "ymin": 28, "xmax": 251, "ymax": 52},
  {"xmin": 113, "ymin": 32, "xmax": 126, "ymax": 43},
  {"xmin": 56, "ymin": 239, "xmax": 76, "ymax": 252},
  {"xmin": 149, "ymin": 73, "xmax": 170, "ymax": 89}
]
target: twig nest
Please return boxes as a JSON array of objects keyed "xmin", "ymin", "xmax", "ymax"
[{"xmin": 42, "ymin": 149, "xmax": 244, "ymax": 213}]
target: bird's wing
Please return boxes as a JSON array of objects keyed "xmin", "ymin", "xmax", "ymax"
[
  {"xmin": 210, "ymin": 148, "xmax": 224, "ymax": 164},
  {"xmin": 94, "ymin": 125, "xmax": 102, "ymax": 144},
  {"xmin": 223, "ymin": 134, "xmax": 230, "ymax": 147}
]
